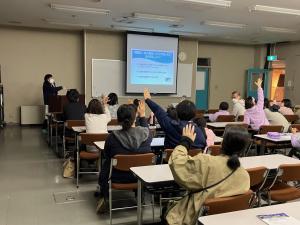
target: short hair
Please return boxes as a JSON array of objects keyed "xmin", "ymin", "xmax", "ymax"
[
  {"xmin": 133, "ymin": 99, "xmax": 140, "ymax": 108},
  {"xmin": 282, "ymin": 99, "xmax": 292, "ymax": 108},
  {"xmin": 166, "ymin": 105, "xmax": 178, "ymax": 121},
  {"xmin": 219, "ymin": 102, "xmax": 229, "ymax": 110},
  {"xmin": 117, "ymin": 104, "xmax": 136, "ymax": 130},
  {"xmin": 264, "ymin": 98, "xmax": 270, "ymax": 109},
  {"xmin": 176, "ymin": 100, "xmax": 196, "ymax": 121},
  {"xmin": 193, "ymin": 117, "xmax": 206, "ymax": 128},
  {"xmin": 221, "ymin": 126, "xmax": 250, "ymax": 170},
  {"xmin": 87, "ymin": 99, "xmax": 104, "ymax": 115},
  {"xmin": 44, "ymin": 74, "xmax": 52, "ymax": 82},
  {"xmin": 232, "ymin": 91, "xmax": 240, "ymax": 96},
  {"xmin": 107, "ymin": 93, "xmax": 118, "ymax": 106},
  {"xmin": 270, "ymin": 104, "xmax": 280, "ymax": 112},
  {"xmin": 67, "ymin": 89, "xmax": 79, "ymax": 103},
  {"xmin": 245, "ymin": 96, "xmax": 254, "ymax": 109}
]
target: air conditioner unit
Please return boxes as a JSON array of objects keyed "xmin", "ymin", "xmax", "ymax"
[{"xmin": 20, "ymin": 105, "xmax": 44, "ymax": 125}]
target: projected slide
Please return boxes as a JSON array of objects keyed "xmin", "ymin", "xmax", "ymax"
[{"xmin": 131, "ymin": 49, "xmax": 174, "ymax": 85}]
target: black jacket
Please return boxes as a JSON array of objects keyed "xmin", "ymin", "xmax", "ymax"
[
  {"xmin": 43, "ymin": 82, "xmax": 63, "ymax": 105},
  {"xmin": 63, "ymin": 102, "xmax": 86, "ymax": 121}
]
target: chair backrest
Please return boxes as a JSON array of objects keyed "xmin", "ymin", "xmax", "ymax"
[
  {"xmin": 65, "ymin": 120, "xmax": 85, "ymax": 129},
  {"xmin": 207, "ymin": 145, "xmax": 222, "ymax": 156},
  {"xmin": 225, "ymin": 123, "xmax": 249, "ymax": 130},
  {"xmin": 207, "ymin": 109, "xmax": 219, "ymax": 114},
  {"xmin": 216, "ymin": 115, "xmax": 235, "ymax": 122},
  {"xmin": 163, "ymin": 149, "xmax": 203, "ymax": 163},
  {"xmin": 259, "ymin": 125, "xmax": 283, "ymax": 134},
  {"xmin": 246, "ymin": 167, "xmax": 269, "ymax": 188},
  {"xmin": 204, "ymin": 190, "xmax": 253, "ymax": 215},
  {"xmin": 284, "ymin": 115, "xmax": 299, "ymax": 124},
  {"xmin": 108, "ymin": 119, "xmax": 120, "ymax": 126},
  {"xmin": 112, "ymin": 153, "xmax": 155, "ymax": 171},
  {"xmin": 237, "ymin": 115, "xmax": 244, "ymax": 122},
  {"xmin": 290, "ymin": 124, "xmax": 300, "ymax": 132},
  {"xmin": 197, "ymin": 109, "xmax": 206, "ymax": 114},
  {"xmin": 79, "ymin": 133, "xmax": 109, "ymax": 145},
  {"xmin": 278, "ymin": 164, "xmax": 300, "ymax": 182}
]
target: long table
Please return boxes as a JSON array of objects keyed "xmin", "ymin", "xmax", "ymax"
[
  {"xmin": 130, "ymin": 154, "xmax": 300, "ymax": 225},
  {"xmin": 199, "ymin": 201, "xmax": 300, "ymax": 225}
]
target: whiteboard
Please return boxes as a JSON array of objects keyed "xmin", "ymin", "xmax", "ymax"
[{"xmin": 92, "ymin": 59, "xmax": 193, "ymax": 97}]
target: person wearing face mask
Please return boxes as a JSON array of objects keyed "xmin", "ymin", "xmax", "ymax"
[
  {"xmin": 231, "ymin": 91, "xmax": 245, "ymax": 118},
  {"xmin": 42, "ymin": 74, "xmax": 63, "ymax": 105}
]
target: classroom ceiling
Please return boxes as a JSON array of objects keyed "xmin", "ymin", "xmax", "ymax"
[{"xmin": 1, "ymin": 0, "xmax": 300, "ymax": 44}]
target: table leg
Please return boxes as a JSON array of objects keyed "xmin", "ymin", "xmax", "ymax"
[
  {"xmin": 55, "ymin": 123, "xmax": 58, "ymax": 154},
  {"xmin": 260, "ymin": 140, "xmax": 266, "ymax": 155},
  {"xmin": 137, "ymin": 179, "xmax": 143, "ymax": 225}
]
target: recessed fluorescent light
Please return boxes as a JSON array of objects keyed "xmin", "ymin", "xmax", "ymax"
[
  {"xmin": 170, "ymin": 30, "xmax": 206, "ymax": 37},
  {"xmin": 111, "ymin": 25, "xmax": 154, "ymax": 33},
  {"xmin": 133, "ymin": 12, "xmax": 183, "ymax": 23},
  {"xmin": 262, "ymin": 26, "xmax": 297, "ymax": 34},
  {"xmin": 249, "ymin": 5, "xmax": 300, "ymax": 16},
  {"xmin": 166, "ymin": 0, "xmax": 231, "ymax": 8},
  {"xmin": 201, "ymin": 20, "xmax": 247, "ymax": 29},
  {"xmin": 45, "ymin": 19, "xmax": 91, "ymax": 27},
  {"xmin": 50, "ymin": 3, "xmax": 110, "ymax": 15}
]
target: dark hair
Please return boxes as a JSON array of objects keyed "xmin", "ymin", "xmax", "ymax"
[
  {"xmin": 221, "ymin": 126, "xmax": 250, "ymax": 170},
  {"xmin": 117, "ymin": 104, "xmax": 136, "ymax": 130},
  {"xmin": 107, "ymin": 93, "xmax": 118, "ymax": 106},
  {"xmin": 264, "ymin": 98, "xmax": 270, "ymax": 109},
  {"xmin": 44, "ymin": 74, "xmax": 52, "ymax": 82},
  {"xmin": 219, "ymin": 102, "xmax": 229, "ymax": 110},
  {"xmin": 282, "ymin": 99, "xmax": 292, "ymax": 108},
  {"xmin": 87, "ymin": 99, "xmax": 104, "ymax": 114},
  {"xmin": 245, "ymin": 96, "xmax": 254, "ymax": 109},
  {"xmin": 133, "ymin": 99, "xmax": 140, "ymax": 109},
  {"xmin": 67, "ymin": 89, "xmax": 79, "ymax": 103},
  {"xmin": 193, "ymin": 117, "xmax": 206, "ymax": 128},
  {"xmin": 270, "ymin": 104, "xmax": 280, "ymax": 112},
  {"xmin": 167, "ymin": 105, "xmax": 178, "ymax": 121},
  {"xmin": 176, "ymin": 100, "xmax": 196, "ymax": 121}
]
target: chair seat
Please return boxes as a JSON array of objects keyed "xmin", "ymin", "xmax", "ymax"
[
  {"xmin": 111, "ymin": 183, "xmax": 138, "ymax": 190},
  {"xmin": 269, "ymin": 182, "xmax": 300, "ymax": 202},
  {"xmin": 79, "ymin": 151, "xmax": 99, "ymax": 160}
]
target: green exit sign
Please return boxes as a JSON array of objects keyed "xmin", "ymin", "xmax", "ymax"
[{"xmin": 267, "ymin": 55, "xmax": 278, "ymax": 61}]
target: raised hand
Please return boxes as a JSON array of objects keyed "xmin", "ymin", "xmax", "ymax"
[
  {"xmin": 137, "ymin": 100, "xmax": 146, "ymax": 117},
  {"xmin": 182, "ymin": 124, "xmax": 196, "ymax": 142},
  {"xmin": 255, "ymin": 78, "xmax": 263, "ymax": 88},
  {"xmin": 144, "ymin": 88, "xmax": 151, "ymax": 100}
]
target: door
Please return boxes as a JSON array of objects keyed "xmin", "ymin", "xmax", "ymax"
[
  {"xmin": 247, "ymin": 68, "xmax": 269, "ymax": 99},
  {"xmin": 195, "ymin": 67, "xmax": 209, "ymax": 110}
]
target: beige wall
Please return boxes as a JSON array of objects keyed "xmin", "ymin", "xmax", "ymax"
[
  {"xmin": 198, "ymin": 42, "xmax": 255, "ymax": 109},
  {"xmin": 0, "ymin": 27, "xmax": 83, "ymax": 123},
  {"xmin": 276, "ymin": 42, "xmax": 300, "ymax": 104}
]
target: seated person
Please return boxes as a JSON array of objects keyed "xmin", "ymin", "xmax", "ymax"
[
  {"xmin": 209, "ymin": 101, "xmax": 230, "ymax": 122},
  {"xmin": 63, "ymin": 89, "xmax": 86, "ymax": 121},
  {"xmin": 166, "ymin": 124, "xmax": 250, "ymax": 225},
  {"xmin": 231, "ymin": 91, "xmax": 245, "ymax": 118},
  {"xmin": 244, "ymin": 78, "xmax": 269, "ymax": 131},
  {"xmin": 85, "ymin": 97, "xmax": 111, "ymax": 134},
  {"xmin": 264, "ymin": 100, "xmax": 289, "ymax": 132},
  {"xmin": 107, "ymin": 92, "xmax": 119, "ymax": 119},
  {"xmin": 279, "ymin": 98, "xmax": 294, "ymax": 115},
  {"xmin": 289, "ymin": 127, "xmax": 300, "ymax": 159},
  {"xmin": 194, "ymin": 117, "xmax": 216, "ymax": 151},
  {"xmin": 144, "ymin": 89, "xmax": 206, "ymax": 149},
  {"xmin": 96, "ymin": 102, "xmax": 152, "ymax": 212},
  {"xmin": 166, "ymin": 105, "xmax": 178, "ymax": 121}
]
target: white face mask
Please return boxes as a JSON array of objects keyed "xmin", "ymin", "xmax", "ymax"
[{"xmin": 49, "ymin": 78, "xmax": 55, "ymax": 84}]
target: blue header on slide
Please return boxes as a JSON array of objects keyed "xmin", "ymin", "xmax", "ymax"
[{"xmin": 132, "ymin": 49, "xmax": 174, "ymax": 64}]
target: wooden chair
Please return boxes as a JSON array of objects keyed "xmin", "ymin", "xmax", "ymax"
[
  {"xmin": 246, "ymin": 167, "xmax": 269, "ymax": 206},
  {"xmin": 216, "ymin": 115, "xmax": 235, "ymax": 122},
  {"xmin": 284, "ymin": 115, "xmax": 299, "ymax": 124},
  {"xmin": 163, "ymin": 149, "xmax": 203, "ymax": 163},
  {"xmin": 237, "ymin": 115, "xmax": 244, "ymax": 122},
  {"xmin": 207, "ymin": 145, "xmax": 222, "ymax": 156},
  {"xmin": 109, "ymin": 153, "xmax": 155, "ymax": 225},
  {"xmin": 108, "ymin": 119, "xmax": 119, "ymax": 126},
  {"xmin": 63, "ymin": 120, "xmax": 85, "ymax": 158},
  {"xmin": 207, "ymin": 109, "xmax": 219, "ymax": 114},
  {"xmin": 76, "ymin": 133, "xmax": 109, "ymax": 188},
  {"xmin": 203, "ymin": 190, "xmax": 253, "ymax": 215},
  {"xmin": 267, "ymin": 164, "xmax": 300, "ymax": 205}
]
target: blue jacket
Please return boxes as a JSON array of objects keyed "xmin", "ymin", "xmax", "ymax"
[{"xmin": 146, "ymin": 99, "xmax": 206, "ymax": 149}]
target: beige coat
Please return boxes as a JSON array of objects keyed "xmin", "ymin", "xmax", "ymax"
[{"xmin": 167, "ymin": 145, "xmax": 250, "ymax": 225}]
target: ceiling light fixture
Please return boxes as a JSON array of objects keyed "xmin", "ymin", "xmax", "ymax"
[
  {"xmin": 45, "ymin": 19, "xmax": 92, "ymax": 27},
  {"xmin": 50, "ymin": 3, "xmax": 110, "ymax": 15},
  {"xmin": 111, "ymin": 25, "xmax": 154, "ymax": 33},
  {"xmin": 170, "ymin": 30, "xmax": 206, "ymax": 36},
  {"xmin": 166, "ymin": 0, "xmax": 231, "ymax": 8},
  {"xmin": 201, "ymin": 20, "xmax": 247, "ymax": 29},
  {"xmin": 262, "ymin": 26, "xmax": 297, "ymax": 34},
  {"xmin": 133, "ymin": 12, "xmax": 183, "ymax": 23},
  {"xmin": 249, "ymin": 5, "xmax": 300, "ymax": 16}
]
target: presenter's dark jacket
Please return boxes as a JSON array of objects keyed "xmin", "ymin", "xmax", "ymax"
[
  {"xmin": 43, "ymin": 82, "xmax": 63, "ymax": 105},
  {"xmin": 145, "ymin": 99, "xmax": 207, "ymax": 150},
  {"xmin": 99, "ymin": 117, "xmax": 152, "ymax": 197}
]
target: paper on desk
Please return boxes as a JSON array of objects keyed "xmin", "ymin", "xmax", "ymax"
[{"xmin": 258, "ymin": 213, "xmax": 300, "ymax": 225}]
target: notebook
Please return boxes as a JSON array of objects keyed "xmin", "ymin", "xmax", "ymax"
[{"xmin": 257, "ymin": 213, "xmax": 300, "ymax": 225}]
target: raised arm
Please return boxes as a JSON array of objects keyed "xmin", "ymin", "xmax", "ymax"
[
  {"xmin": 137, "ymin": 100, "xmax": 149, "ymax": 128},
  {"xmin": 102, "ymin": 96, "xmax": 111, "ymax": 123},
  {"xmin": 255, "ymin": 78, "xmax": 264, "ymax": 110}
]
